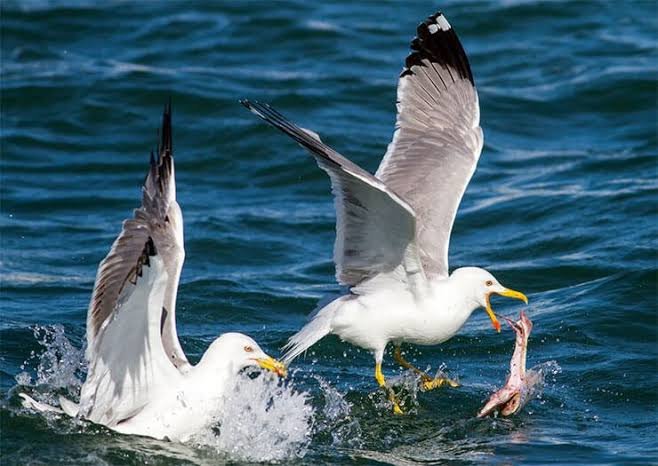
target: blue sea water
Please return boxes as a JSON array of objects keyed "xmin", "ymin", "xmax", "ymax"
[{"xmin": 1, "ymin": 1, "xmax": 656, "ymax": 464}]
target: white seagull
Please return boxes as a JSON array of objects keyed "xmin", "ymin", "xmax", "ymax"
[
  {"xmin": 20, "ymin": 104, "xmax": 286, "ymax": 440},
  {"xmin": 242, "ymin": 11, "xmax": 527, "ymax": 413}
]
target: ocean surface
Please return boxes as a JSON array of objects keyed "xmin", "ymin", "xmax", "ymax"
[{"xmin": 1, "ymin": 1, "xmax": 656, "ymax": 464}]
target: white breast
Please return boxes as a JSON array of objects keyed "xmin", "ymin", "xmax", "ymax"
[{"xmin": 332, "ymin": 278, "xmax": 478, "ymax": 350}]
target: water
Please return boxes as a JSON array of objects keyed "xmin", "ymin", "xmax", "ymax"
[{"xmin": 1, "ymin": 0, "xmax": 656, "ymax": 464}]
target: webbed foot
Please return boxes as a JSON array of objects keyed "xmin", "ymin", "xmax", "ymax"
[
  {"xmin": 394, "ymin": 345, "xmax": 459, "ymax": 392},
  {"xmin": 420, "ymin": 375, "xmax": 460, "ymax": 391},
  {"xmin": 391, "ymin": 399, "xmax": 404, "ymax": 415},
  {"xmin": 375, "ymin": 361, "xmax": 405, "ymax": 414}
]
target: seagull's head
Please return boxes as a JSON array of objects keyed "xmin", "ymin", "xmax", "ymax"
[
  {"xmin": 452, "ymin": 267, "xmax": 528, "ymax": 332},
  {"xmin": 206, "ymin": 333, "xmax": 287, "ymax": 377}
]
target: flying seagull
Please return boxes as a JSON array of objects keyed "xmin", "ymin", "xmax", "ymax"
[
  {"xmin": 242, "ymin": 11, "xmax": 527, "ymax": 413},
  {"xmin": 20, "ymin": 104, "xmax": 286, "ymax": 440}
]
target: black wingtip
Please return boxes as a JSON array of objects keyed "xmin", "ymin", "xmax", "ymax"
[
  {"xmin": 240, "ymin": 100, "xmax": 287, "ymax": 127},
  {"xmin": 401, "ymin": 11, "xmax": 474, "ymax": 85},
  {"xmin": 240, "ymin": 99, "xmax": 279, "ymax": 123},
  {"xmin": 159, "ymin": 99, "xmax": 173, "ymax": 158},
  {"xmin": 240, "ymin": 100, "xmax": 346, "ymax": 171}
]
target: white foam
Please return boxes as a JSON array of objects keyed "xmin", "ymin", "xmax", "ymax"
[
  {"xmin": 15, "ymin": 326, "xmax": 315, "ymax": 461},
  {"xmin": 305, "ymin": 19, "xmax": 342, "ymax": 32},
  {"xmin": 192, "ymin": 372, "xmax": 314, "ymax": 462},
  {"xmin": 3, "ymin": 272, "xmax": 86, "ymax": 285}
]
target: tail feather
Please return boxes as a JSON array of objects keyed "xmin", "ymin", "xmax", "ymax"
[
  {"xmin": 19, "ymin": 393, "xmax": 80, "ymax": 417},
  {"xmin": 282, "ymin": 300, "xmax": 339, "ymax": 364},
  {"xmin": 59, "ymin": 396, "xmax": 80, "ymax": 417},
  {"xmin": 19, "ymin": 393, "xmax": 64, "ymax": 414}
]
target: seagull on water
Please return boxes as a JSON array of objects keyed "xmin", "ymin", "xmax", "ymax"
[
  {"xmin": 242, "ymin": 11, "xmax": 527, "ymax": 413},
  {"xmin": 20, "ymin": 104, "xmax": 286, "ymax": 440}
]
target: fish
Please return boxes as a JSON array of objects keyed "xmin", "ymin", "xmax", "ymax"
[{"xmin": 478, "ymin": 310, "xmax": 536, "ymax": 418}]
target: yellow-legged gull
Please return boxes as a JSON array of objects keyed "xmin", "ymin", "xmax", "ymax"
[{"xmin": 242, "ymin": 11, "xmax": 527, "ymax": 413}]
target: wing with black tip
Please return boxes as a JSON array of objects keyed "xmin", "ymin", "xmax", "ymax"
[
  {"xmin": 375, "ymin": 12, "xmax": 483, "ymax": 278},
  {"xmin": 80, "ymin": 104, "xmax": 188, "ymax": 426}
]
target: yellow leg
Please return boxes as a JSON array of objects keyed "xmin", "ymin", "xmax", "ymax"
[
  {"xmin": 393, "ymin": 346, "xmax": 459, "ymax": 391},
  {"xmin": 375, "ymin": 362, "xmax": 403, "ymax": 414}
]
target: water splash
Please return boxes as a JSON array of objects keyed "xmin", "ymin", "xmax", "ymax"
[
  {"xmin": 504, "ymin": 359, "xmax": 562, "ymax": 417},
  {"xmin": 192, "ymin": 372, "xmax": 314, "ymax": 462},
  {"xmin": 526, "ymin": 360, "xmax": 562, "ymax": 404},
  {"xmin": 482, "ymin": 359, "xmax": 562, "ymax": 419},
  {"xmin": 314, "ymin": 376, "xmax": 362, "ymax": 448},
  {"xmin": 383, "ymin": 370, "xmax": 422, "ymax": 414},
  {"xmin": 15, "ymin": 325, "xmax": 86, "ymax": 405},
  {"xmin": 15, "ymin": 327, "xmax": 316, "ymax": 462},
  {"xmin": 371, "ymin": 363, "xmax": 457, "ymax": 415},
  {"xmin": 429, "ymin": 362, "xmax": 461, "ymax": 387}
]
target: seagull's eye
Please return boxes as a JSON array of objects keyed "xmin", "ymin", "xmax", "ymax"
[
  {"xmin": 244, "ymin": 345, "xmax": 254, "ymax": 353},
  {"xmin": 485, "ymin": 280, "xmax": 493, "ymax": 286}
]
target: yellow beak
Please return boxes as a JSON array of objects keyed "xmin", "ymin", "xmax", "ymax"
[
  {"xmin": 255, "ymin": 356, "xmax": 287, "ymax": 378},
  {"xmin": 485, "ymin": 288, "xmax": 528, "ymax": 333}
]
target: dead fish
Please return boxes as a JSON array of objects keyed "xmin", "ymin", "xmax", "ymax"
[{"xmin": 478, "ymin": 310, "xmax": 534, "ymax": 418}]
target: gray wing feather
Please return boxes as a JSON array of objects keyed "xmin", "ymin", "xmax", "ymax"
[
  {"xmin": 86, "ymin": 104, "xmax": 189, "ymax": 371},
  {"xmin": 375, "ymin": 12, "xmax": 483, "ymax": 278},
  {"xmin": 242, "ymin": 100, "xmax": 425, "ymax": 287}
]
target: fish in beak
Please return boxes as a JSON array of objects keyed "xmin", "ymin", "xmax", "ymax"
[
  {"xmin": 485, "ymin": 288, "xmax": 528, "ymax": 332},
  {"xmin": 255, "ymin": 356, "xmax": 287, "ymax": 378}
]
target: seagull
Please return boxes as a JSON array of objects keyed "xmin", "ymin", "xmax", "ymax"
[
  {"xmin": 241, "ymin": 11, "xmax": 527, "ymax": 413},
  {"xmin": 19, "ymin": 104, "xmax": 286, "ymax": 441}
]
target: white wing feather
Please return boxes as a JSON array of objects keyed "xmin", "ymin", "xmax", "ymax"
[
  {"xmin": 80, "ymin": 105, "xmax": 187, "ymax": 425},
  {"xmin": 80, "ymin": 254, "xmax": 182, "ymax": 426},
  {"xmin": 376, "ymin": 12, "xmax": 483, "ymax": 277},
  {"xmin": 242, "ymin": 101, "xmax": 426, "ymax": 289}
]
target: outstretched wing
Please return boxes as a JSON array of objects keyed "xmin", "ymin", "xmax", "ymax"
[
  {"xmin": 375, "ymin": 12, "xmax": 483, "ymax": 278},
  {"xmin": 80, "ymin": 104, "xmax": 187, "ymax": 426},
  {"xmin": 242, "ymin": 100, "xmax": 425, "ymax": 289}
]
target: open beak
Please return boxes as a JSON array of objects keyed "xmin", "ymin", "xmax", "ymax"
[
  {"xmin": 255, "ymin": 356, "xmax": 287, "ymax": 378},
  {"xmin": 485, "ymin": 288, "xmax": 528, "ymax": 333}
]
